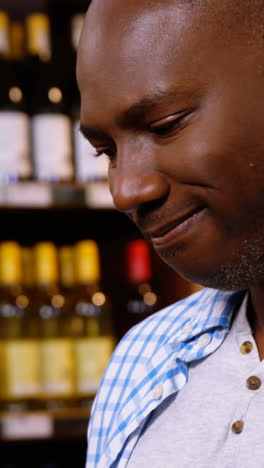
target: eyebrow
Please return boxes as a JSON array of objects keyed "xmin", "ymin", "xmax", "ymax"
[{"xmin": 80, "ymin": 85, "xmax": 194, "ymax": 140}]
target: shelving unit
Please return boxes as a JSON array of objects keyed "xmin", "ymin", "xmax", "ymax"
[
  {"xmin": 0, "ymin": 182, "xmax": 114, "ymax": 210},
  {"xmin": 0, "ymin": 407, "xmax": 90, "ymax": 442}
]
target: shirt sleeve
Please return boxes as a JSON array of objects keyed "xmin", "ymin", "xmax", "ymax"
[{"xmin": 86, "ymin": 327, "xmax": 136, "ymax": 467}]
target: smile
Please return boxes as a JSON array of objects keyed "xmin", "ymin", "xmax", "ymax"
[{"xmin": 148, "ymin": 206, "xmax": 207, "ymax": 248}]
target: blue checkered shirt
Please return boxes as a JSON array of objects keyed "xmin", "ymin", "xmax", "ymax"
[{"xmin": 86, "ymin": 287, "xmax": 245, "ymax": 467}]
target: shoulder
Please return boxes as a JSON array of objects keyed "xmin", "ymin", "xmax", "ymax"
[
  {"xmin": 104, "ymin": 287, "xmax": 234, "ymax": 382},
  {"xmin": 116, "ymin": 287, "xmax": 230, "ymax": 349},
  {"xmin": 87, "ymin": 287, "xmax": 239, "ymax": 463}
]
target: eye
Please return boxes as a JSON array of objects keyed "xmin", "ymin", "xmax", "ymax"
[
  {"xmin": 93, "ymin": 147, "xmax": 116, "ymax": 161},
  {"xmin": 149, "ymin": 112, "xmax": 188, "ymax": 137}
]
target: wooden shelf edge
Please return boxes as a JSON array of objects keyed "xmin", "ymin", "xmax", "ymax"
[
  {"xmin": 0, "ymin": 407, "xmax": 91, "ymax": 442},
  {"xmin": 0, "ymin": 182, "xmax": 115, "ymax": 210}
]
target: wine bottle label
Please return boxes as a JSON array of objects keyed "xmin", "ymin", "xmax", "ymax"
[
  {"xmin": 74, "ymin": 337, "xmax": 114, "ymax": 394},
  {"xmin": 74, "ymin": 120, "xmax": 108, "ymax": 181},
  {"xmin": 1, "ymin": 340, "xmax": 40, "ymax": 398},
  {"xmin": 0, "ymin": 111, "xmax": 31, "ymax": 180},
  {"xmin": 40, "ymin": 339, "xmax": 74, "ymax": 396},
  {"xmin": 32, "ymin": 114, "xmax": 73, "ymax": 181}
]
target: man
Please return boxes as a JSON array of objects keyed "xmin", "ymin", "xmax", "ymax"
[{"xmin": 77, "ymin": 0, "xmax": 264, "ymax": 466}]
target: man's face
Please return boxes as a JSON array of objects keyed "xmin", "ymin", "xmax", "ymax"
[{"xmin": 78, "ymin": 1, "xmax": 264, "ymax": 290}]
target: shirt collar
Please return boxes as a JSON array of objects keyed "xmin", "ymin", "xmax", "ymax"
[{"xmin": 167, "ymin": 289, "xmax": 246, "ymax": 355}]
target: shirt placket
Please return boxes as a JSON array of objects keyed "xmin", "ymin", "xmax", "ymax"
[{"xmin": 229, "ymin": 330, "xmax": 263, "ymax": 468}]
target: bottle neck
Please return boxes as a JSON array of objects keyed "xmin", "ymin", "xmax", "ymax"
[
  {"xmin": 35, "ymin": 247, "xmax": 58, "ymax": 287},
  {"xmin": 26, "ymin": 15, "xmax": 51, "ymax": 62},
  {"xmin": 127, "ymin": 242, "xmax": 152, "ymax": 284}
]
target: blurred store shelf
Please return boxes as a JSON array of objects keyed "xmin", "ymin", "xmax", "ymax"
[
  {"xmin": 0, "ymin": 407, "xmax": 91, "ymax": 442},
  {"xmin": 0, "ymin": 182, "xmax": 114, "ymax": 210}
]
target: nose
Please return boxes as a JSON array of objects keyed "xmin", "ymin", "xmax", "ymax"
[{"xmin": 110, "ymin": 169, "xmax": 170, "ymax": 212}]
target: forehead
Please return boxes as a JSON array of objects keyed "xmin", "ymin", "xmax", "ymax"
[
  {"xmin": 78, "ymin": 3, "xmax": 194, "ymax": 80},
  {"xmin": 77, "ymin": 1, "xmax": 238, "ymax": 125}
]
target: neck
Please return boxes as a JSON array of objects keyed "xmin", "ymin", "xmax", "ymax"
[
  {"xmin": 247, "ymin": 285, "xmax": 264, "ymax": 360},
  {"xmin": 248, "ymin": 285, "xmax": 264, "ymax": 331}
]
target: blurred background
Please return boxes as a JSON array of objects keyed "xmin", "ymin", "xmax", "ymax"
[{"xmin": 0, "ymin": 1, "xmax": 202, "ymax": 466}]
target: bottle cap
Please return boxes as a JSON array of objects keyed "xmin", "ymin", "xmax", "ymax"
[
  {"xmin": 0, "ymin": 242, "xmax": 21, "ymax": 285},
  {"xmin": 26, "ymin": 13, "xmax": 51, "ymax": 61},
  {"xmin": 59, "ymin": 246, "xmax": 75, "ymax": 288},
  {"xmin": 34, "ymin": 242, "xmax": 58, "ymax": 284},
  {"xmin": 127, "ymin": 239, "xmax": 151, "ymax": 284},
  {"xmin": 75, "ymin": 240, "xmax": 100, "ymax": 283}
]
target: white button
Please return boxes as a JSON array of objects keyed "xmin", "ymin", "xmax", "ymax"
[
  {"xmin": 152, "ymin": 384, "xmax": 163, "ymax": 400},
  {"xmin": 198, "ymin": 334, "xmax": 211, "ymax": 348}
]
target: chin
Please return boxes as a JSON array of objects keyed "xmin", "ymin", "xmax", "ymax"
[
  {"xmin": 165, "ymin": 257, "xmax": 263, "ymax": 292},
  {"xmin": 154, "ymin": 227, "xmax": 264, "ymax": 292},
  {"xmin": 158, "ymin": 250, "xmax": 254, "ymax": 292}
]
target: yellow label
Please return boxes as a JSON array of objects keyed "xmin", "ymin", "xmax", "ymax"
[
  {"xmin": 74, "ymin": 337, "xmax": 114, "ymax": 395},
  {"xmin": 40, "ymin": 339, "xmax": 74, "ymax": 396},
  {"xmin": 2, "ymin": 340, "xmax": 40, "ymax": 398}
]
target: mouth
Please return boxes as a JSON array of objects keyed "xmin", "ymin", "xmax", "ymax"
[{"xmin": 146, "ymin": 206, "xmax": 207, "ymax": 248}]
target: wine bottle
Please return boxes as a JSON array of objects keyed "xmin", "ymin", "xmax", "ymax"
[
  {"xmin": 0, "ymin": 13, "xmax": 31, "ymax": 183},
  {"xmin": 123, "ymin": 240, "xmax": 159, "ymax": 334},
  {"xmin": 70, "ymin": 14, "xmax": 110, "ymax": 196},
  {"xmin": 0, "ymin": 242, "xmax": 40, "ymax": 411},
  {"xmin": 71, "ymin": 13, "xmax": 95, "ymax": 183},
  {"xmin": 26, "ymin": 13, "xmax": 74, "ymax": 183},
  {"xmin": 72, "ymin": 240, "xmax": 115, "ymax": 403},
  {"xmin": 33, "ymin": 242, "xmax": 75, "ymax": 409}
]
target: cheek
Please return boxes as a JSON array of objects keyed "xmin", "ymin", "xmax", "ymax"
[
  {"xmin": 162, "ymin": 106, "xmax": 264, "ymax": 202},
  {"xmin": 157, "ymin": 119, "xmax": 264, "ymax": 258}
]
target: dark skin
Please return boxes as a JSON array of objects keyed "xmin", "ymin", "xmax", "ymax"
[{"xmin": 77, "ymin": 0, "xmax": 264, "ymax": 358}]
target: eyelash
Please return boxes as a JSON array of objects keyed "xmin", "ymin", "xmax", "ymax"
[
  {"xmin": 92, "ymin": 114, "xmax": 188, "ymax": 159},
  {"xmin": 93, "ymin": 149, "xmax": 115, "ymax": 159},
  {"xmin": 150, "ymin": 114, "xmax": 187, "ymax": 137}
]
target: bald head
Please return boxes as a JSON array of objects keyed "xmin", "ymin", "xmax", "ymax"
[
  {"xmin": 77, "ymin": 0, "xmax": 264, "ymax": 289},
  {"xmin": 83, "ymin": 0, "xmax": 264, "ymax": 41},
  {"xmin": 78, "ymin": 0, "xmax": 264, "ymax": 93}
]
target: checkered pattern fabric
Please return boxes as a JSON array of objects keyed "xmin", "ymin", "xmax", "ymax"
[{"xmin": 86, "ymin": 287, "xmax": 245, "ymax": 467}]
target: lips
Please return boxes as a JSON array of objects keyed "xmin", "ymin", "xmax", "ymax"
[{"xmin": 146, "ymin": 205, "xmax": 206, "ymax": 247}]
